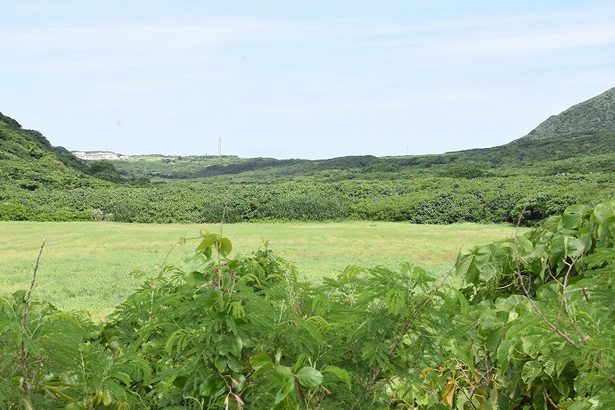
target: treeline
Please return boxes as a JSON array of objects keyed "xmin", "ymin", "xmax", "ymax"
[
  {"xmin": 2, "ymin": 174, "xmax": 612, "ymax": 225},
  {"xmin": 1, "ymin": 199, "xmax": 613, "ymax": 408},
  {"xmin": 110, "ymin": 132, "xmax": 615, "ymax": 182}
]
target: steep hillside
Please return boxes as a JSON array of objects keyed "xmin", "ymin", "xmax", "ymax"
[
  {"xmin": 0, "ymin": 112, "xmax": 110, "ymax": 191},
  {"xmin": 520, "ymin": 87, "xmax": 615, "ymax": 140},
  {"xmin": 444, "ymin": 131, "xmax": 615, "ymax": 165}
]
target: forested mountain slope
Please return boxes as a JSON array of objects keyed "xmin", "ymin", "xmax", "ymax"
[
  {"xmin": 519, "ymin": 87, "xmax": 615, "ymax": 141},
  {"xmin": 0, "ymin": 112, "xmax": 97, "ymax": 191},
  {"xmin": 0, "ymin": 112, "xmax": 123, "ymax": 193},
  {"xmin": 436, "ymin": 131, "xmax": 615, "ymax": 170},
  {"xmin": 0, "ymin": 112, "xmax": 119, "ymax": 219}
]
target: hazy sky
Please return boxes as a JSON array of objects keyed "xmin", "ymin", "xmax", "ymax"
[{"xmin": 2, "ymin": 1, "xmax": 614, "ymax": 159}]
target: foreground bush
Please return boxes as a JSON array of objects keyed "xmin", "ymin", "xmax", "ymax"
[{"xmin": 1, "ymin": 199, "xmax": 614, "ymax": 408}]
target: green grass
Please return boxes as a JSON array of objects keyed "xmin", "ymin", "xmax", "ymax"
[{"xmin": 0, "ymin": 221, "xmax": 522, "ymax": 320}]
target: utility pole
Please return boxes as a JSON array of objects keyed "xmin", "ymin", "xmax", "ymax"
[{"xmin": 218, "ymin": 137, "xmax": 222, "ymax": 156}]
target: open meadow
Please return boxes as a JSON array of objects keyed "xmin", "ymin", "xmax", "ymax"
[{"xmin": 0, "ymin": 221, "xmax": 521, "ymax": 319}]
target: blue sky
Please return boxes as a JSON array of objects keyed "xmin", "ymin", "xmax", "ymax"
[{"xmin": 1, "ymin": 1, "xmax": 614, "ymax": 158}]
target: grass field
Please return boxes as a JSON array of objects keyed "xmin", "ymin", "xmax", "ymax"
[{"xmin": 1, "ymin": 221, "xmax": 522, "ymax": 320}]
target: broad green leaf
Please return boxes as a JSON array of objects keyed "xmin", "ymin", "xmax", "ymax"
[
  {"xmin": 455, "ymin": 252, "xmax": 472, "ymax": 275},
  {"xmin": 197, "ymin": 289, "xmax": 224, "ymax": 310},
  {"xmin": 496, "ymin": 340, "xmax": 515, "ymax": 366},
  {"xmin": 217, "ymin": 334, "xmax": 243, "ymax": 357},
  {"xmin": 564, "ymin": 236, "xmax": 587, "ymax": 259},
  {"xmin": 520, "ymin": 335, "xmax": 544, "ymax": 358},
  {"xmin": 323, "ymin": 365, "xmax": 352, "ymax": 388},
  {"xmin": 561, "ymin": 204, "xmax": 589, "ymax": 229},
  {"xmin": 456, "ymin": 290, "xmax": 470, "ymax": 314},
  {"xmin": 187, "ymin": 271, "xmax": 205, "ymax": 283},
  {"xmin": 567, "ymin": 400, "xmax": 594, "ymax": 410},
  {"xmin": 297, "ymin": 366, "xmax": 323, "ymax": 388},
  {"xmin": 200, "ymin": 375, "xmax": 225, "ymax": 397},
  {"xmin": 214, "ymin": 356, "xmax": 227, "ymax": 372},
  {"xmin": 273, "ymin": 366, "xmax": 295, "ymax": 404},
  {"xmin": 515, "ymin": 236, "xmax": 534, "ymax": 255},
  {"xmin": 275, "ymin": 377, "xmax": 295, "ymax": 404},
  {"xmin": 251, "ymin": 354, "xmax": 273, "ymax": 372},
  {"xmin": 232, "ymin": 374, "xmax": 246, "ymax": 392},
  {"xmin": 172, "ymin": 375, "xmax": 187, "ymax": 388},
  {"xmin": 226, "ymin": 356, "xmax": 242, "ymax": 373},
  {"xmin": 219, "ymin": 237, "xmax": 232, "ymax": 257},
  {"xmin": 597, "ymin": 218, "xmax": 614, "ymax": 242},
  {"xmin": 230, "ymin": 335, "xmax": 244, "ymax": 356},
  {"xmin": 592, "ymin": 202, "xmax": 612, "ymax": 223},
  {"xmin": 196, "ymin": 234, "xmax": 219, "ymax": 253},
  {"xmin": 273, "ymin": 365, "xmax": 293, "ymax": 383}
]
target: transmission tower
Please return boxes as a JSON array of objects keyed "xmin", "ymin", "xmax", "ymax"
[{"xmin": 218, "ymin": 137, "xmax": 222, "ymax": 156}]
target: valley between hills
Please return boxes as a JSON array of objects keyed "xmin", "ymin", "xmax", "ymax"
[{"xmin": 0, "ymin": 87, "xmax": 614, "ymax": 409}]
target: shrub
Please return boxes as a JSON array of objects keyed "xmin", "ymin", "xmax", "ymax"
[
  {"xmin": 0, "ymin": 201, "xmax": 32, "ymax": 220},
  {"xmin": 89, "ymin": 208, "xmax": 105, "ymax": 221}
]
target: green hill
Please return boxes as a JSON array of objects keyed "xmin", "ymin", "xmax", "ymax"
[
  {"xmin": 0, "ymin": 112, "xmax": 126, "ymax": 191},
  {"xmin": 0, "ymin": 112, "xmax": 95, "ymax": 191},
  {"xmin": 520, "ymin": 87, "xmax": 615, "ymax": 140},
  {"xmin": 0, "ymin": 112, "xmax": 123, "ymax": 220}
]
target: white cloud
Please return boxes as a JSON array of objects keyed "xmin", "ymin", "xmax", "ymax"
[
  {"xmin": 253, "ymin": 88, "xmax": 494, "ymax": 116},
  {"xmin": 0, "ymin": 18, "xmax": 282, "ymax": 53},
  {"xmin": 3, "ymin": 8, "xmax": 614, "ymax": 75},
  {"xmin": 436, "ymin": 24, "xmax": 615, "ymax": 56}
]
